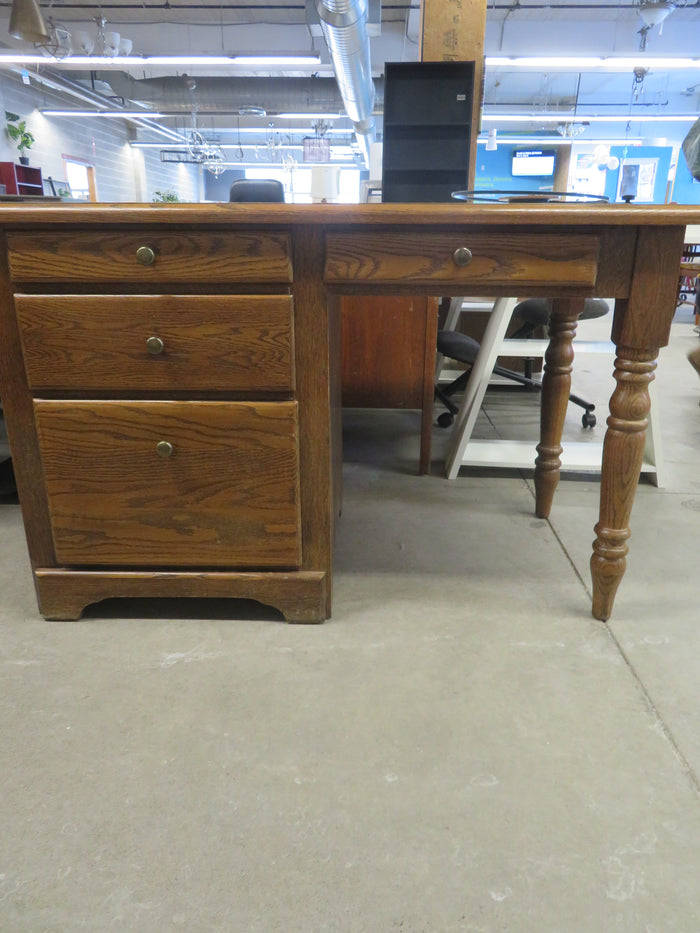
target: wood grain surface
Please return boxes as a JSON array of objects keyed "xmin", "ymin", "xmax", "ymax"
[
  {"xmin": 325, "ymin": 231, "xmax": 599, "ymax": 287},
  {"xmin": 7, "ymin": 230, "xmax": 293, "ymax": 283},
  {"xmin": 34, "ymin": 400, "xmax": 302, "ymax": 567},
  {"xmin": 16, "ymin": 294, "xmax": 295, "ymax": 392}
]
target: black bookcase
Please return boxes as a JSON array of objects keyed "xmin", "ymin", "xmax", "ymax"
[{"xmin": 381, "ymin": 61, "xmax": 475, "ymax": 203}]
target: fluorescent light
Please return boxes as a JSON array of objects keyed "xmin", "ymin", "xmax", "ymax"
[
  {"xmin": 0, "ymin": 53, "xmax": 320, "ymax": 68},
  {"xmin": 42, "ymin": 109, "xmax": 164, "ymax": 118},
  {"xmin": 0, "ymin": 55, "xmax": 229, "ymax": 66},
  {"xmin": 481, "ymin": 113, "xmax": 697, "ymax": 123},
  {"xmin": 477, "ymin": 136, "xmax": 645, "ymax": 145},
  {"xmin": 231, "ymin": 56, "xmax": 319, "ymax": 65},
  {"xmin": 226, "ymin": 126, "xmax": 344, "ymax": 135},
  {"xmin": 131, "ymin": 143, "xmax": 355, "ymax": 153},
  {"xmin": 584, "ymin": 114, "xmax": 697, "ymax": 122},
  {"xmin": 277, "ymin": 112, "xmax": 342, "ymax": 120},
  {"xmin": 486, "ymin": 56, "xmax": 700, "ymax": 70}
]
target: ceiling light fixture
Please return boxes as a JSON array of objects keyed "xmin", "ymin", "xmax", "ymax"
[
  {"xmin": 204, "ymin": 145, "xmax": 226, "ymax": 175},
  {"xmin": 481, "ymin": 113, "xmax": 697, "ymax": 123},
  {"xmin": 8, "ymin": 0, "xmax": 71, "ymax": 59},
  {"xmin": 8, "ymin": 0, "xmax": 48, "ymax": 44},
  {"xmin": 40, "ymin": 16, "xmax": 72, "ymax": 60},
  {"xmin": 634, "ymin": 0, "xmax": 684, "ymax": 50},
  {"xmin": 72, "ymin": 16, "xmax": 132, "ymax": 58},
  {"xmin": 557, "ymin": 122, "xmax": 587, "ymax": 137},
  {"xmin": 477, "ymin": 136, "xmax": 645, "ymax": 146},
  {"xmin": 636, "ymin": 0, "xmax": 678, "ymax": 29},
  {"xmin": 485, "ymin": 56, "xmax": 700, "ymax": 70},
  {"xmin": 42, "ymin": 109, "xmax": 164, "ymax": 118},
  {"xmin": 232, "ymin": 55, "xmax": 320, "ymax": 65},
  {"xmin": 39, "ymin": 110, "xmax": 353, "ymax": 136},
  {"xmin": 277, "ymin": 112, "xmax": 342, "ymax": 120},
  {"xmin": 0, "ymin": 53, "xmax": 321, "ymax": 68},
  {"xmin": 8, "ymin": 9, "xmax": 134, "ymax": 61}
]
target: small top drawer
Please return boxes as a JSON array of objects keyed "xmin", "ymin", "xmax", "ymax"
[
  {"xmin": 325, "ymin": 231, "xmax": 600, "ymax": 288},
  {"xmin": 6, "ymin": 230, "xmax": 292, "ymax": 283},
  {"xmin": 15, "ymin": 294, "xmax": 295, "ymax": 392}
]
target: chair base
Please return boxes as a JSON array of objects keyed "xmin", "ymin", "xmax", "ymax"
[{"xmin": 435, "ymin": 355, "xmax": 597, "ymax": 429}]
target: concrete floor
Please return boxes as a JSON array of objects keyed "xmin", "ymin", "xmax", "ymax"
[{"xmin": 1, "ymin": 307, "xmax": 700, "ymax": 931}]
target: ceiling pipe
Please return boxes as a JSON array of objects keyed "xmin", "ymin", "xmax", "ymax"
[
  {"xmin": 96, "ymin": 73, "xmax": 359, "ymax": 115},
  {"xmin": 315, "ymin": 0, "xmax": 376, "ymax": 164},
  {"xmin": 17, "ymin": 67, "xmax": 185, "ymax": 141}
]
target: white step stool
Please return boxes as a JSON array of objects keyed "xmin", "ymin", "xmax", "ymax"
[{"xmin": 438, "ymin": 297, "xmax": 665, "ymax": 487}]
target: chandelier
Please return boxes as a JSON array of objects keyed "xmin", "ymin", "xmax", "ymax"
[
  {"xmin": 635, "ymin": 0, "xmax": 687, "ymax": 49},
  {"xmin": 185, "ymin": 104, "xmax": 226, "ymax": 172},
  {"xmin": 41, "ymin": 16, "xmax": 72, "ymax": 59},
  {"xmin": 556, "ymin": 122, "xmax": 587, "ymax": 138},
  {"xmin": 254, "ymin": 123, "xmax": 294, "ymax": 163},
  {"xmin": 203, "ymin": 145, "xmax": 226, "ymax": 176},
  {"xmin": 8, "ymin": 0, "xmax": 134, "ymax": 59},
  {"xmin": 186, "ymin": 129, "xmax": 208, "ymax": 163},
  {"xmin": 73, "ymin": 16, "xmax": 133, "ymax": 57}
]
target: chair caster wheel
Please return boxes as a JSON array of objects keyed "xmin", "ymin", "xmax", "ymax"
[
  {"xmin": 582, "ymin": 411, "xmax": 596, "ymax": 428},
  {"xmin": 437, "ymin": 412, "xmax": 455, "ymax": 428}
]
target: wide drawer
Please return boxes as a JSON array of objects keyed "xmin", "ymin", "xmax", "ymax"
[
  {"xmin": 16, "ymin": 294, "xmax": 295, "ymax": 392},
  {"xmin": 6, "ymin": 230, "xmax": 292, "ymax": 283},
  {"xmin": 34, "ymin": 400, "xmax": 301, "ymax": 568},
  {"xmin": 325, "ymin": 231, "xmax": 600, "ymax": 288}
]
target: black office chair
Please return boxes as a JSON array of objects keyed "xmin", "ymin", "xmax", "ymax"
[
  {"xmin": 435, "ymin": 297, "xmax": 610, "ymax": 429},
  {"xmin": 229, "ymin": 178, "xmax": 285, "ymax": 202}
]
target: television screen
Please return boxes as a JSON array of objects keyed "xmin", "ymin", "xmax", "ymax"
[{"xmin": 512, "ymin": 149, "xmax": 556, "ymax": 177}]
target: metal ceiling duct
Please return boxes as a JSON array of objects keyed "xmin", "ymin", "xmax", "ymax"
[
  {"xmin": 96, "ymin": 73, "xmax": 354, "ymax": 116},
  {"xmin": 315, "ymin": 0, "xmax": 376, "ymax": 160}
]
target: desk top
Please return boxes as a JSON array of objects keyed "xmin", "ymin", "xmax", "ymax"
[{"xmin": 0, "ymin": 202, "xmax": 699, "ymax": 228}]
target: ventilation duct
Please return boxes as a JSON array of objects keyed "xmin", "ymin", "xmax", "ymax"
[
  {"xmin": 315, "ymin": 0, "xmax": 376, "ymax": 161},
  {"xmin": 13, "ymin": 66, "xmax": 183, "ymax": 142},
  {"xmin": 96, "ymin": 73, "xmax": 355, "ymax": 116},
  {"xmin": 307, "ymin": 0, "xmax": 381, "ymax": 38}
]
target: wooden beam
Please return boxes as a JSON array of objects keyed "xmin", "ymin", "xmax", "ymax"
[{"xmin": 419, "ymin": 0, "xmax": 487, "ymax": 188}]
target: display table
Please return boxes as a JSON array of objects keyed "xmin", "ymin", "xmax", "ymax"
[{"xmin": 0, "ymin": 201, "xmax": 698, "ymax": 623}]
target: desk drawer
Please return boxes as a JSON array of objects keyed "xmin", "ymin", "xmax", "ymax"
[
  {"xmin": 7, "ymin": 230, "xmax": 292, "ymax": 283},
  {"xmin": 325, "ymin": 231, "xmax": 600, "ymax": 288},
  {"xmin": 34, "ymin": 399, "xmax": 301, "ymax": 567},
  {"xmin": 15, "ymin": 294, "xmax": 295, "ymax": 392}
]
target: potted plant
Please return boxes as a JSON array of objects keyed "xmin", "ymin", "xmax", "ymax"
[
  {"xmin": 5, "ymin": 111, "xmax": 35, "ymax": 165},
  {"xmin": 152, "ymin": 190, "xmax": 181, "ymax": 202}
]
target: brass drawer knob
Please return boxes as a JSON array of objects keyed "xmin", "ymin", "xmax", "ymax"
[
  {"xmin": 136, "ymin": 245, "xmax": 156, "ymax": 266},
  {"xmin": 146, "ymin": 336, "xmax": 164, "ymax": 355},
  {"xmin": 156, "ymin": 440, "xmax": 173, "ymax": 458},
  {"xmin": 452, "ymin": 246, "xmax": 473, "ymax": 268}
]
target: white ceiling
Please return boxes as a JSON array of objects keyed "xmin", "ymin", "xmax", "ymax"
[{"xmin": 1, "ymin": 0, "xmax": 699, "ymax": 160}]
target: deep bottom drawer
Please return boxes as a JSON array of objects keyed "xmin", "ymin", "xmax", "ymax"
[{"xmin": 34, "ymin": 399, "xmax": 301, "ymax": 568}]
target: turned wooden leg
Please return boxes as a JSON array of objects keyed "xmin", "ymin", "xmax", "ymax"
[
  {"xmin": 591, "ymin": 348, "xmax": 657, "ymax": 621},
  {"xmin": 534, "ymin": 299, "xmax": 583, "ymax": 518}
]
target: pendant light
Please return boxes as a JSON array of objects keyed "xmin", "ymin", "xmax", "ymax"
[{"xmin": 8, "ymin": 0, "xmax": 49, "ymax": 44}]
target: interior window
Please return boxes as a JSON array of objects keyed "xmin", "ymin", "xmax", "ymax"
[{"xmin": 63, "ymin": 159, "xmax": 95, "ymax": 201}]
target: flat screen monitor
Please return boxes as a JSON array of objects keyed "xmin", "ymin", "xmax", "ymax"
[{"xmin": 512, "ymin": 149, "xmax": 556, "ymax": 177}]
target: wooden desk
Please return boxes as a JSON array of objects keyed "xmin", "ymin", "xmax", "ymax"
[
  {"xmin": 341, "ymin": 294, "xmax": 438, "ymax": 474},
  {"xmin": 0, "ymin": 202, "xmax": 698, "ymax": 624}
]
